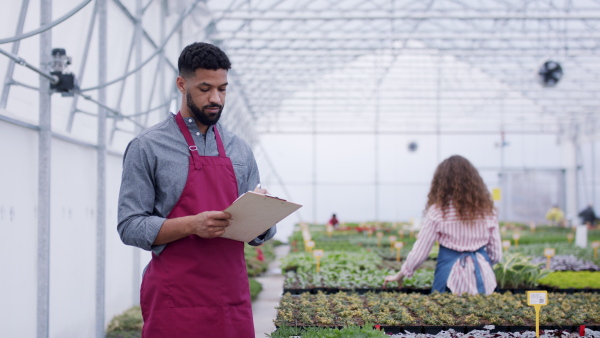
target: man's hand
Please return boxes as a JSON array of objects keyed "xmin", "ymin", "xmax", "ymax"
[
  {"xmin": 254, "ymin": 184, "xmax": 268, "ymax": 195},
  {"xmin": 191, "ymin": 211, "xmax": 232, "ymax": 238},
  {"xmin": 383, "ymin": 272, "xmax": 404, "ymax": 288}
]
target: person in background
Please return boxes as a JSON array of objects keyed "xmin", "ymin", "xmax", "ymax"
[
  {"xmin": 545, "ymin": 205, "xmax": 565, "ymax": 227},
  {"xmin": 383, "ymin": 155, "xmax": 502, "ymax": 295},
  {"xmin": 117, "ymin": 42, "xmax": 276, "ymax": 337},
  {"xmin": 579, "ymin": 204, "xmax": 597, "ymax": 228},
  {"xmin": 328, "ymin": 213, "xmax": 340, "ymax": 229}
]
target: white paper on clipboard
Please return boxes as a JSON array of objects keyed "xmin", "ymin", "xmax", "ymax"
[{"xmin": 222, "ymin": 191, "xmax": 302, "ymax": 242}]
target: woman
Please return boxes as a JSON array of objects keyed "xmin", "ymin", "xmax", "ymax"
[{"xmin": 384, "ymin": 155, "xmax": 502, "ymax": 295}]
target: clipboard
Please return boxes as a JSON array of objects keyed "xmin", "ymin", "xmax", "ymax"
[{"xmin": 222, "ymin": 191, "xmax": 302, "ymax": 242}]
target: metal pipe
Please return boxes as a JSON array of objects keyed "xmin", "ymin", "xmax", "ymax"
[
  {"xmin": 67, "ymin": 0, "xmax": 98, "ymax": 132},
  {"xmin": 79, "ymin": 0, "xmax": 200, "ymax": 92},
  {"xmin": 132, "ymin": 0, "xmax": 143, "ymax": 307},
  {"xmin": 0, "ymin": 0, "xmax": 92, "ymax": 45},
  {"xmin": 95, "ymin": 0, "xmax": 107, "ymax": 337},
  {"xmin": 0, "ymin": 0, "xmax": 30, "ymax": 109},
  {"xmin": 0, "ymin": 48, "xmax": 58, "ymax": 84},
  {"xmin": 37, "ymin": 0, "xmax": 52, "ymax": 336}
]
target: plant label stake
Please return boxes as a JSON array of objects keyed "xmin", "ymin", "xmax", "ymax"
[
  {"xmin": 530, "ymin": 221, "xmax": 536, "ymax": 233},
  {"xmin": 326, "ymin": 224, "xmax": 333, "ymax": 237},
  {"xmin": 306, "ymin": 240, "xmax": 315, "ymax": 253},
  {"xmin": 395, "ymin": 242, "xmax": 404, "ymax": 262},
  {"xmin": 502, "ymin": 240, "xmax": 511, "ymax": 251},
  {"xmin": 567, "ymin": 233, "xmax": 574, "ymax": 244},
  {"xmin": 513, "ymin": 233, "xmax": 521, "ymax": 247},
  {"xmin": 313, "ymin": 249, "xmax": 324, "ymax": 273},
  {"xmin": 526, "ymin": 290, "xmax": 548, "ymax": 338},
  {"xmin": 376, "ymin": 231, "xmax": 383, "ymax": 247},
  {"xmin": 389, "ymin": 236, "xmax": 397, "ymax": 254},
  {"xmin": 592, "ymin": 241, "xmax": 600, "ymax": 259},
  {"xmin": 544, "ymin": 248, "xmax": 555, "ymax": 269},
  {"xmin": 367, "ymin": 228, "xmax": 373, "ymax": 237},
  {"xmin": 409, "ymin": 230, "xmax": 414, "ymax": 238},
  {"xmin": 398, "ymin": 229, "xmax": 404, "ymax": 239}
]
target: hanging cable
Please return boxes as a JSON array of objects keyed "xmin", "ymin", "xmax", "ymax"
[{"xmin": 0, "ymin": 0, "xmax": 92, "ymax": 45}]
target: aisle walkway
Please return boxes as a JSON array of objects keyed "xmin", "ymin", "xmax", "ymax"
[{"xmin": 252, "ymin": 244, "xmax": 290, "ymax": 338}]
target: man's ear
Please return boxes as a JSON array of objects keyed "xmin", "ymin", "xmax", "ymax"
[{"xmin": 176, "ymin": 76, "xmax": 186, "ymax": 94}]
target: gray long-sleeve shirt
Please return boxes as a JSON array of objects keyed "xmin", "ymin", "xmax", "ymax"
[{"xmin": 117, "ymin": 113, "xmax": 276, "ymax": 255}]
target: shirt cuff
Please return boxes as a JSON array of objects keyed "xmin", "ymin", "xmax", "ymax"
[{"xmin": 248, "ymin": 225, "xmax": 277, "ymax": 246}]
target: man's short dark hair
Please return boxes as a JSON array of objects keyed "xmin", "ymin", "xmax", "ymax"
[{"xmin": 178, "ymin": 42, "xmax": 231, "ymax": 77}]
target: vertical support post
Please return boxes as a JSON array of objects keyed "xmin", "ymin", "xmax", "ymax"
[
  {"xmin": 436, "ymin": 53, "xmax": 442, "ymax": 163},
  {"xmin": 565, "ymin": 125, "xmax": 579, "ymax": 225},
  {"xmin": 131, "ymin": 0, "xmax": 143, "ymax": 307},
  {"xmin": 374, "ymin": 55, "xmax": 380, "ymax": 222},
  {"xmin": 312, "ymin": 85, "xmax": 317, "ymax": 225},
  {"xmin": 0, "ymin": 0, "xmax": 30, "ymax": 109},
  {"xmin": 96, "ymin": 0, "xmax": 107, "ymax": 337},
  {"xmin": 67, "ymin": 0, "xmax": 98, "ymax": 132},
  {"xmin": 37, "ymin": 0, "xmax": 52, "ymax": 337}
]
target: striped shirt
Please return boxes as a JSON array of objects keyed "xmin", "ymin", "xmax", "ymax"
[{"xmin": 400, "ymin": 204, "xmax": 502, "ymax": 295}]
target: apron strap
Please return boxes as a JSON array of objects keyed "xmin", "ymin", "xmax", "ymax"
[
  {"xmin": 213, "ymin": 125, "xmax": 227, "ymax": 158},
  {"xmin": 175, "ymin": 112, "xmax": 202, "ymax": 170}
]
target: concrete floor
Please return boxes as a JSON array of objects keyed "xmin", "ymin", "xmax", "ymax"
[{"xmin": 252, "ymin": 244, "xmax": 290, "ymax": 338}]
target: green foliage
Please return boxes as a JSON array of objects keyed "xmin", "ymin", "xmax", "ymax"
[
  {"xmin": 537, "ymin": 271, "xmax": 600, "ymax": 289},
  {"xmin": 493, "ymin": 252, "xmax": 551, "ymax": 289},
  {"xmin": 275, "ymin": 291, "xmax": 600, "ymax": 328},
  {"xmin": 245, "ymin": 242, "xmax": 277, "ymax": 277},
  {"xmin": 506, "ymin": 242, "xmax": 600, "ymax": 266},
  {"xmin": 280, "ymin": 251, "xmax": 382, "ymax": 273},
  {"xmin": 268, "ymin": 324, "xmax": 387, "ymax": 337},
  {"xmin": 402, "ymin": 270, "xmax": 434, "ymax": 289},
  {"xmin": 249, "ymin": 278, "xmax": 263, "ymax": 300},
  {"xmin": 106, "ymin": 306, "xmax": 143, "ymax": 335}
]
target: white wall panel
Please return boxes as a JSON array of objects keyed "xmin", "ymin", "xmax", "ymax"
[
  {"xmin": 0, "ymin": 121, "xmax": 38, "ymax": 337},
  {"xmin": 49, "ymin": 138, "xmax": 97, "ymax": 338}
]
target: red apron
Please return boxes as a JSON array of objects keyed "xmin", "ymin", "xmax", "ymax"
[{"xmin": 140, "ymin": 112, "xmax": 254, "ymax": 337}]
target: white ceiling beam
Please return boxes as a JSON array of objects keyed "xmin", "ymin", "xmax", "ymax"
[
  {"xmin": 213, "ymin": 10, "xmax": 600, "ymax": 20},
  {"xmin": 213, "ymin": 32, "xmax": 600, "ymax": 40}
]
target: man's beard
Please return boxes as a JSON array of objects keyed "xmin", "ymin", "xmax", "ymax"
[{"xmin": 186, "ymin": 92, "xmax": 223, "ymax": 126}]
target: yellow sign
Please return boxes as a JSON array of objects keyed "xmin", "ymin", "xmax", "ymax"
[
  {"xmin": 502, "ymin": 240, "xmax": 511, "ymax": 251},
  {"xmin": 306, "ymin": 240, "xmax": 315, "ymax": 253},
  {"xmin": 567, "ymin": 233, "xmax": 574, "ymax": 244},
  {"xmin": 388, "ymin": 236, "xmax": 397, "ymax": 254},
  {"xmin": 513, "ymin": 233, "xmax": 521, "ymax": 247},
  {"xmin": 313, "ymin": 249, "xmax": 324, "ymax": 273},
  {"xmin": 395, "ymin": 241, "xmax": 403, "ymax": 262},
  {"xmin": 526, "ymin": 290, "xmax": 548, "ymax": 338},
  {"xmin": 592, "ymin": 241, "xmax": 600, "ymax": 259},
  {"xmin": 492, "ymin": 188, "xmax": 501, "ymax": 201},
  {"xmin": 544, "ymin": 248, "xmax": 555, "ymax": 269}
]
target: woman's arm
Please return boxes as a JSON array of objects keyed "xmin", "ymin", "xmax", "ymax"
[{"xmin": 399, "ymin": 209, "xmax": 439, "ymax": 278}]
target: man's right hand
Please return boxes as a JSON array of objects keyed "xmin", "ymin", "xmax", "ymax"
[
  {"xmin": 153, "ymin": 211, "xmax": 232, "ymax": 245},
  {"xmin": 191, "ymin": 211, "xmax": 232, "ymax": 238}
]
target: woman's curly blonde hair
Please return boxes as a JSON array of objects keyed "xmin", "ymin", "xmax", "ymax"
[{"xmin": 426, "ymin": 155, "xmax": 495, "ymax": 220}]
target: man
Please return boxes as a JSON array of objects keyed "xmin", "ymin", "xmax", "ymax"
[{"xmin": 117, "ymin": 42, "xmax": 276, "ymax": 337}]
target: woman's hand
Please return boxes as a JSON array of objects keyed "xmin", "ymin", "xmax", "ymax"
[{"xmin": 383, "ymin": 272, "xmax": 404, "ymax": 288}]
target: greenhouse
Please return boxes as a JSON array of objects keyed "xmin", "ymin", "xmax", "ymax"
[{"xmin": 0, "ymin": 0, "xmax": 599, "ymax": 337}]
